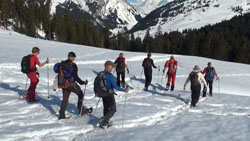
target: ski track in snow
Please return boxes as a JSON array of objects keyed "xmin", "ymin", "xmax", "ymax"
[{"xmin": 0, "ymin": 29, "xmax": 250, "ymax": 140}]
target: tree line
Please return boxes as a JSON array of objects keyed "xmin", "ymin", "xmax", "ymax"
[
  {"xmin": 1, "ymin": 0, "xmax": 249, "ymax": 64},
  {"xmin": 109, "ymin": 14, "xmax": 250, "ymax": 64},
  {"xmin": 0, "ymin": 0, "xmax": 110, "ymax": 47}
]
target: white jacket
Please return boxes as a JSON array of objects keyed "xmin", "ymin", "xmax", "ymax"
[{"xmin": 184, "ymin": 70, "xmax": 208, "ymax": 88}]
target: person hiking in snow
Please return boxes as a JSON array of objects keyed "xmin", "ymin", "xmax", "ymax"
[
  {"xmin": 184, "ymin": 65, "xmax": 208, "ymax": 108},
  {"xmin": 202, "ymin": 62, "xmax": 219, "ymax": 97},
  {"xmin": 163, "ymin": 56, "xmax": 178, "ymax": 91},
  {"xmin": 142, "ymin": 53, "xmax": 160, "ymax": 91},
  {"xmin": 54, "ymin": 52, "xmax": 92, "ymax": 120},
  {"xmin": 114, "ymin": 53, "xmax": 128, "ymax": 88},
  {"xmin": 26, "ymin": 47, "xmax": 49, "ymax": 102},
  {"xmin": 99, "ymin": 61, "xmax": 129, "ymax": 128}
]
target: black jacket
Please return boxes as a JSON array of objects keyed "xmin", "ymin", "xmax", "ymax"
[{"xmin": 142, "ymin": 58, "xmax": 157, "ymax": 70}]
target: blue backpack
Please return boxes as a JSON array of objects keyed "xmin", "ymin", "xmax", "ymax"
[
  {"xmin": 206, "ymin": 67, "xmax": 215, "ymax": 80},
  {"xmin": 54, "ymin": 61, "xmax": 74, "ymax": 88}
]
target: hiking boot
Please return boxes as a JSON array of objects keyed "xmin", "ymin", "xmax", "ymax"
[
  {"xmin": 122, "ymin": 83, "xmax": 125, "ymax": 88},
  {"xmin": 143, "ymin": 87, "xmax": 148, "ymax": 91},
  {"xmin": 165, "ymin": 84, "xmax": 170, "ymax": 91},
  {"xmin": 171, "ymin": 85, "xmax": 174, "ymax": 91},
  {"xmin": 99, "ymin": 117, "xmax": 108, "ymax": 128},
  {"xmin": 58, "ymin": 114, "xmax": 66, "ymax": 120},
  {"xmin": 80, "ymin": 106, "xmax": 93, "ymax": 116}
]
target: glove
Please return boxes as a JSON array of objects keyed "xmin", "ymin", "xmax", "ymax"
[
  {"xmin": 163, "ymin": 69, "xmax": 165, "ymax": 73},
  {"xmin": 127, "ymin": 68, "xmax": 129, "ymax": 74},
  {"xmin": 84, "ymin": 80, "xmax": 88, "ymax": 85}
]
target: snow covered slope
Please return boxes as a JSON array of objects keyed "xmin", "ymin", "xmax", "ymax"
[
  {"xmin": 50, "ymin": 0, "xmax": 142, "ymax": 33},
  {"xmin": 0, "ymin": 29, "xmax": 250, "ymax": 140},
  {"xmin": 130, "ymin": 0, "xmax": 173, "ymax": 16},
  {"xmin": 130, "ymin": 0, "xmax": 250, "ymax": 37}
]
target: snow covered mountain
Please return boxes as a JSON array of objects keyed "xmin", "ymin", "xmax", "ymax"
[
  {"xmin": 130, "ymin": 0, "xmax": 173, "ymax": 16},
  {"xmin": 130, "ymin": 0, "xmax": 250, "ymax": 37},
  {"xmin": 50, "ymin": 0, "xmax": 142, "ymax": 33},
  {"xmin": 1, "ymin": 28, "xmax": 250, "ymax": 140}
]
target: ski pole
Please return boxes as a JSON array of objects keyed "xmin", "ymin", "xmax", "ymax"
[
  {"xmin": 80, "ymin": 84, "xmax": 87, "ymax": 116},
  {"xmin": 137, "ymin": 68, "xmax": 143, "ymax": 90},
  {"xmin": 122, "ymin": 85, "xmax": 128, "ymax": 128},
  {"xmin": 47, "ymin": 58, "xmax": 50, "ymax": 98}
]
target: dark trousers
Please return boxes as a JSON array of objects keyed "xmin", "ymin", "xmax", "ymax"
[
  {"xmin": 191, "ymin": 85, "xmax": 201, "ymax": 106},
  {"xmin": 203, "ymin": 79, "xmax": 213, "ymax": 96},
  {"xmin": 102, "ymin": 94, "xmax": 116, "ymax": 122},
  {"xmin": 117, "ymin": 71, "xmax": 125, "ymax": 87},
  {"xmin": 144, "ymin": 69, "xmax": 152, "ymax": 88},
  {"xmin": 59, "ymin": 84, "xmax": 84, "ymax": 116}
]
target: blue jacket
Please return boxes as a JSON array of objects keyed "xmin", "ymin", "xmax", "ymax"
[{"xmin": 104, "ymin": 70, "xmax": 126, "ymax": 92}]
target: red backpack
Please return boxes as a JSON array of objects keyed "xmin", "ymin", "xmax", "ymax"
[{"xmin": 168, "ymin": 60, "xmax": 176, "ymax": 75}]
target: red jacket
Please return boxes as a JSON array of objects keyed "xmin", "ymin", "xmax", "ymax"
[{"xmin": 29, "ymin": 55, "xmax": 40, "ymax": 71}]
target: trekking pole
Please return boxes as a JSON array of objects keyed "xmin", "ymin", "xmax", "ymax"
[
  {"xmin": 158, "ymin": 69, "xmax": 160, "ymax": 83},
  {"xmin": 23, "ymin": 77, "xmax": 28, "ymax": 99},
  {"xmin": 218, "ymin": 79, "xmax": 220, "ymax": 94},
  {"xmin": 122, "ymin": 85, "xmax": 128, "ymax": 128},
  {"xmin": 127, "ymin": 68, "xmax": 133, "ymax": 85},
  {"xmin": 47, "ymin": 58, "xmax": 50, "ymax": 98},
  {"xmin": 137, "ymin": 68, "xmax": 143, "ymax": 90},
  {"xmin": 80, "ymin": 84, "xmax": 87, "ymax": 116},
  {"xmin": 93, "ymin": 97, "xmax": 101, "ymax": 113},
  {"xmin": 161, "ymin": 71, "xmax": 165, "ymax": 85}
]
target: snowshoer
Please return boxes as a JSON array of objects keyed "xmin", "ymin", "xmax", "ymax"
[
  {"xmin": 184, "ymin": 65, "xmax": 208, "ymax": 108},
  {"xmin": 54, "ymin": 52, "xmax": 91, "ymax": 120},
  {"xmin": 24, "ymin": 47, "xmax": 49, "ymax": 102},
  {"xmin": 99, "ymin": 61, "xmax": 129, "ymax": 128},
  {"xmin": 142, "ymin": 53, "xmax": 160, "ymax": 91},
  {"xmin": 202, "ymin": 62, "xmax": 219, "ymax": 97},
  {"xmin": 163, "ymin": 55, "xmax": 178, "ymax": 91},
  {"xmin": 114, "ymin": 53, "xmax": 128, "ymax": 88}
]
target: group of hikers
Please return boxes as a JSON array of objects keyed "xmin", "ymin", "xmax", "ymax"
[{"xmin": 21, "ymin": 47, "xmax": 219, "ymax": 128}]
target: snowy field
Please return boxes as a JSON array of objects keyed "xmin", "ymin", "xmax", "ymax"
[{"xmin": 0, "ymin": 29, "xmax": 250, "ymax": 141}]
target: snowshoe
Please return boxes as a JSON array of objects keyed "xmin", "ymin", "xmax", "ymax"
[{"xmin": 27, "ymin": 99, "xmax": 40, "ymax": 103}]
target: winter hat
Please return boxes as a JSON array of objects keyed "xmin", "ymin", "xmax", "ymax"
[
  {"xmin": 147, "ymin": 53, "xmax": 151, "ymax": 57},
  {"xmin": 105, "ymin": 60, "xmax": 115, "ymax": 68},
  {"xmin": 193, "ymin": 65, "xmax": 201, "ymax": 71},
  {"xmin": 170, "ymin": 56, "xmax": 174, "ymax": 59},
  {"xmin": 119, "ymin": 53, "xmax": 123, "ymax": 56},
  {"xmin": 68, "ymin": 52, "xmax": 76, "ymax": 58}
]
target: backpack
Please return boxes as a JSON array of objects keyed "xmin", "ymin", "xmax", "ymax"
[
  {"xmin": 143, "ymin": 58, "xmax": 152, "ymax": 69},
  {"xmin": 54, "ymin": 61, "xmax": 74, "ymax": 89},
  {"xmin": 168, "ymin": 60, "xmax": 176, "ymax": 75},
  {"xmin": 116, "ymin": 58, "xmax": 125, "ymax": 72},
  {"xmin": 206, "ymin": 67, "xmax": 215, "ymax": 80},
  {"xmin": 190, "ymin": 72, "xmax": 200, "ymax": 86},
  {"xmin": 94, "ymin": 71, "xmax": 114, "ymax": 97},
  {"xmin": 21, "ymin": 55, "xmax": 35, "ymax": 73}
]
